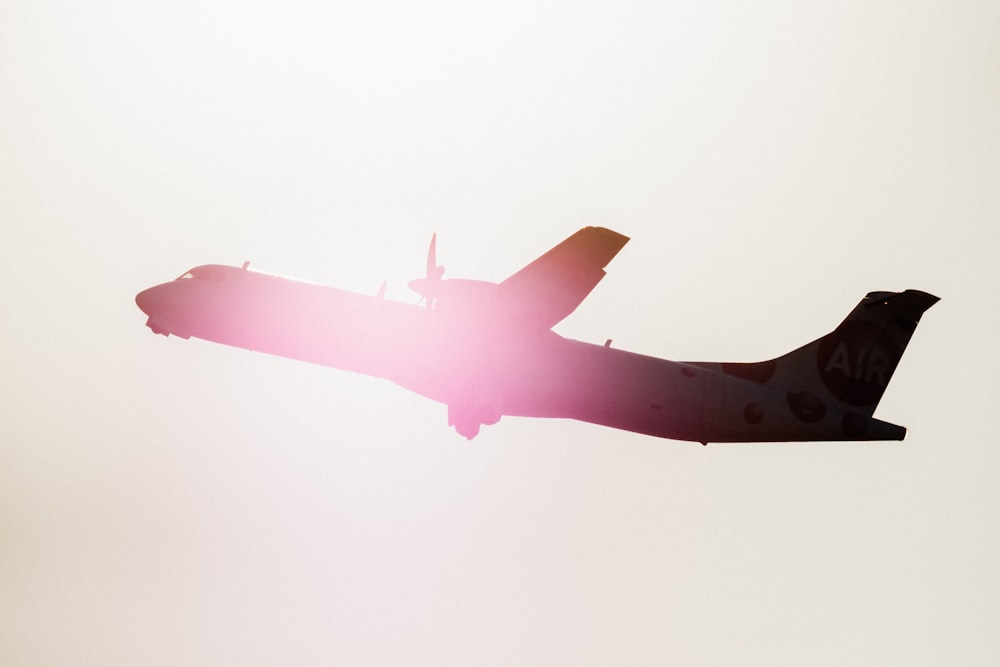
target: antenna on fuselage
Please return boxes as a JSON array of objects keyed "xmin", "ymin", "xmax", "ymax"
[{"xmin": 242, "ymin": 261, "xmax": 250, "ymax": 270}]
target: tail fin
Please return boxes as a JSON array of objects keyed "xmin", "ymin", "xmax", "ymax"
[{"xmin": 721, "ymin": 290, "xmax": 939, "ymax": 414}]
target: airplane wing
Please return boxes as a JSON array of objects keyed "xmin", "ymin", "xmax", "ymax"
[{"xmin": 499, "ymin": 226, "xmax": 629, "ymax": 330}]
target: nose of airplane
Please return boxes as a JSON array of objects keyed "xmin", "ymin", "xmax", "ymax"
[
  {"xmin": 135, "ymin": 284, "xmax": 174, "ymax": 336},
  {"xmin": 135, "ymin": 286, "xmax": 155, "ymax": 315}
]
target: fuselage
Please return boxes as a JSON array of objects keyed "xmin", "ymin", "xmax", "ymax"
[{"xmin": 136, "ymin": 264, "xmax": 910, "ymax": 443}]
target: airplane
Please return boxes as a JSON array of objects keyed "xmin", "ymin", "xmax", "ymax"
[{"xmin": 135, "ymin": 227, "xmax": 938, "ymax": 443}]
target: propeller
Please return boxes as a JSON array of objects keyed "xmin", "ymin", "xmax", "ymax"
[{"xmin": 408, "ymin": 233, "xmax": 445, "ymax": 309}]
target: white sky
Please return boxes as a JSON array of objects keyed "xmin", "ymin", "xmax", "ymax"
[{"xmin": 2, "ymin": 1, "xmax": 999, "ymax": 664}]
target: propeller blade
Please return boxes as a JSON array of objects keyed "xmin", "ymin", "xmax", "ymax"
[
  {"xmin": 426, "ymin": 233, "xmax": 444, "ymax": 282},
  {"xmin": 409, "ymin": 232, "xmax": 445, "ymax": 309}
]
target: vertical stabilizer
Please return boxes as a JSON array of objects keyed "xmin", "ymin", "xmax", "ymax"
[
  {"xmin": 715, "ymin": 290, "xmax": 939, "ymax": 415},
  {"xmin": 810, "ymin": 290, "xmax": 939, "ymax": 411}
]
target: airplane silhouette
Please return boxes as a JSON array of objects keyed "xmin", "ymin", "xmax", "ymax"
[{"xmin": 135, "ymin": 227, "xmax": 937, "ymax": 443}]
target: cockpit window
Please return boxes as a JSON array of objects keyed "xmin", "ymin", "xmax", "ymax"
[{"xmin": 175, "ymin": 267, "xmax": 227, "ymax": 282}]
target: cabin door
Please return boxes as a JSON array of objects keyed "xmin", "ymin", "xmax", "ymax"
[{"xmin": 700, "ymin": 372, "xmax": 724, "ymax": 428}]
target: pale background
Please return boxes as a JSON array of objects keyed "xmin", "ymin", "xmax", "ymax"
[{"xmin": 2, "ymin": 1, "xmax": 998, "ymax": 665}]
